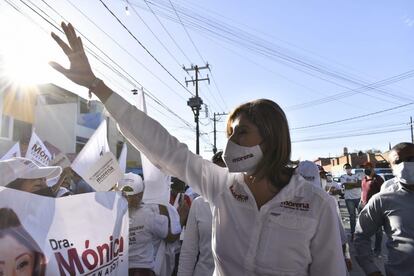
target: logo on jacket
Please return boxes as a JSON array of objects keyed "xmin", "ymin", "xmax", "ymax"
[
  {"xmin": 280, "ymin": 201, "xmax": 310, "ymax": 211},
  {"xmin": 229, "ymin": 185, "xmax": 248, "ymax": 202}
]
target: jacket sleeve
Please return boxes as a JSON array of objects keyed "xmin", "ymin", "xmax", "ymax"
[
  {"xmin": 309, "ymin": 197, "xmax": 347, "ymax": 276},
  {"xmin": 104, "ymin": 93, "xmax": 229, "ymax": 203},
  {"xmin": 354, "ymin": 194, "xmax": 384, "ymax": 275},
  {"xmin": 177, "ymin": 199, "xmax": 200, "ymax": 276}
]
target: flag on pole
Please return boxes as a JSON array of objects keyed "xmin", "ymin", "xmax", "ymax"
[
  {"xmin": 25, "ymin": 130, "xmax": 52, "ymax": 166},
  {"xmin": 135, "ymin": 91, "xmax": 171, "ymax": 205},
  {"xmin": 71, "ymin": 120, "xmax": 110, "ymax": 179},
  {"xmin": 118, "ymin": 142, "xmax": 127, "ymax": 173},
  {"xmin": 0, "ymin": 142, "xmax": 21, "ymax": 160}
]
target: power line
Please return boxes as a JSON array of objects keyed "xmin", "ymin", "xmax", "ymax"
[
  {"xmin": 168, "ymin": 0, "xmax": 205, "ymax": 63},
  {"xmin": 293, "ymin": 127, "xmax": 410, "ymax": 143},
  {"xmin": 62, "ymin": 0, "xmax": 188, "ymax": 102},
  {"xmin": 127, "ymin": 3, "xmax": 184, "ymax": 70},
  {"xmin": 139, "ymin": 0, "xmax": 411, "ymax": 105},
  {"xmin": 287, "ymin": 70, "xmax": 414, "ymax": 111},
  {"xmin": 142, "ymin": 0, "xmax": 191, "ymax": 63},
  {"xmin": 10, "ymin": 0, "xmax": 196, "ymax": 133},
  {"xmin": 98, "ymin": 0, "xmax": 195, "ymax": 96},
  {"xmin": 159, "ymin": 0, "xmax": 229, "ymax": 112},
  {"xmin": 291, "ymin": 102, "xmax": 414, "ymax": 130}
]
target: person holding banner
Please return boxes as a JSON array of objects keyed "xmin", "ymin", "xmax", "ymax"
[
  {"xmin": 0, "ymin": 208, "xmax": 47, "ymax": 276},
  {"xmin": 50, "ymin": 22, "xmax": 346, "ymax": 275}
]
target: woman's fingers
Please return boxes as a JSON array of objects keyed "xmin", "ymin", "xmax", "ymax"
[
  {"xmin": 67, "ymin": 23, "xmax": 82, "ymax": 52},
  {"xmin": 77, "ymin": 36, "xmax": 85, "ymax": 52},
  {"xmin": 51, "ymin": 32, "xmax": 72, "ymax": 56},
  {"xmin": 61, "ymin": 22, "xmax": 78, "ymax": 52},
  {"xmin": 48, "ymin": 61, "xmax": 68, "ymax": 76}
]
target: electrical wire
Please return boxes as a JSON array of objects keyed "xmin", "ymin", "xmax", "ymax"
[
  {"xmin": 98, "ymin": 0, "xmax": 195, "ymax": 96},
  {"xmin": 291, "ymin": 102, "xmax": 414, "ymax": 130}
]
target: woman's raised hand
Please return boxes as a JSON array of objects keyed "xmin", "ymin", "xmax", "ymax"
[{"xmin": 49, "ymin": 22, "xmax": 96, "ymax": 88}]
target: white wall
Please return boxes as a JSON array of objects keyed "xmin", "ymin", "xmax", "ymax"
[{"xmin": 34, "ymin": 103, "xmax": 77, "ymax": 153}]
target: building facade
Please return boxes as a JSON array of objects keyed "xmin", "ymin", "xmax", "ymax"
[{"xmin": 0, "ymin": 82, "xmax": 141, "ymax": 169}]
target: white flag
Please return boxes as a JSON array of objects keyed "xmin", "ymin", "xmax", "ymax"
[
  {"xmin": 136, "ymin": 91, "xmax": 171, "ymax": 205},
  {"xmin": 25, "ymin": 131, "xmax": 52, "ymax": 166},
  {"xmin": 118, "ymin": 142, "xmax": 127, "ymax": 173},
  {"xmin": 71, "ymin": 120, "xmax": 110, "ymax": 179},
  {"xmin": 83, "ymin": 152, "xmax": 124, "ymax": 191},
  {"xmin": 0, "ymin": 142, "xmax": 21, "ymax": 160}
]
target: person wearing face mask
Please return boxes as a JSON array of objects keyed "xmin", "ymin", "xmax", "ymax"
[
  {"xmin": 48, "ymin": 22, "xmax": 346, "ymax": 275},
  {"xmin": 381, "ymin": 142, "xmax": 414, "ymax": 193},
  {"xmin": 359, "ymin": 162, "xmax": 384, "ymax": 257},
  {"xmin": 340, "ymin": 163, "xmax": 361, "ymax": 242},
  {"xmin": 354, "ymin": 142, "xmax": 414, "ymax": 276}
]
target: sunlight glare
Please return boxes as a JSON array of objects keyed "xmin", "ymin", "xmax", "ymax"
[{"xmin": 0, "ymin": 11, "xmax": 55, "ymax": 86}]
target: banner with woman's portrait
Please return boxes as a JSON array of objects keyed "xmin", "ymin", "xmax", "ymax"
[{"xmin": 0, "ymin": 187, "xmax": 129, "ymax": 275}]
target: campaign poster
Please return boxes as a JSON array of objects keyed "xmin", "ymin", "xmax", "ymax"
[{"xmin": 0, "ymin": 187, "xmax": 129, "ymax": 275}]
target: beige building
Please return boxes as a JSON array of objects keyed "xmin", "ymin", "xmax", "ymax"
[
  {"xmin": 0, "ymin": 82, "xmax": 141, "ymax": 169},
  {"xmin": 315, "ymin": 147, "xmax": 390, "ymax": 176}
]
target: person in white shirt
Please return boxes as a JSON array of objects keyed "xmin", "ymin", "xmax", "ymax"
[
  {"xmin": 50, "ymin": 23, "xmax": 347, "ymax": 275},
  {"xmin": 340, "ymin": 163, "xmax": 361, "ymax": 241},
  {"xmin": 297, "ymin": 161, "xmax": 352, "ymax": 272},
  {"xmin": 178, "ymin": 151, "xmax": 225, "ymax": 276},
  {"xmin": 119, "ymin": 173, "xmax": 175, "ymax": 276}
]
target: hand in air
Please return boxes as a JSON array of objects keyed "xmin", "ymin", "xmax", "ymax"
[{"xmin": 49, "ymin": 22, "xmax": 96, "ymax": 88}]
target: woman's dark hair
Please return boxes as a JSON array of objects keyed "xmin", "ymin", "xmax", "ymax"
[
  {"xmin": 226, "ymin": 99, "xmax": 294, "ymax": 189},
  {"xmin": 0, "ymin": 208, "xmax": 46, "ymax": 276}
]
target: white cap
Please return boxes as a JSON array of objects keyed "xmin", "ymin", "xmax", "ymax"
[
  {"xmin": 0, "ymin": 157, "xmax": 62, "ymax": 187},
  {"xmin": 118, "ymin": 173, "xmax": 144, "ymax": 195},
  {"xmin": 297, "ymin": 160, "xmax": 321, "ymax": 189}
]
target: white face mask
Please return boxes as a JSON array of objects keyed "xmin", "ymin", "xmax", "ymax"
[
  {"xmin": 393, "ymin": 162, "xmax": 414, "ymax": 185},
  {"xmin": 223, "ymin": 140, "xmax": 263, "ymax": 174}
]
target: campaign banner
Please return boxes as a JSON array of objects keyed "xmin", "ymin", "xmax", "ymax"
[
  {"xmin": 0, "ymin": 142, "xmax": 21, "ymax": 160},
  {"xmin": 72, "ymin": 120, "xmax": 110, "ymax": 179},
  {"xmin": 0, "ymin": 187, "xmax": 129, "ymax": 275},
  {"xmin": 135, "ymin": 91, "xmax": 171, "ymax": 205},
  {"xmin": 83, "ymin": 152, "xmax": 124, "ymax": 192},
  {"xmin": 25, "ymin": 131, "xmax": 52, "ymax": 166},
  {"xmin": 118, "ymin": 143, "xmax": 127, "ymax": 173}
]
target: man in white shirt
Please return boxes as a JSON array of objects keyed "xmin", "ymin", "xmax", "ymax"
[
  {"xmin": 340, "ymin": 163, "xmax": 361, "ymax": 241},
  {"xmin": 297, "ymin": 161, "xmax": 352, "ymax": 272},
  {"xmin": 119, "ymin": 173, "xmax": 175, "ymax": 276}
]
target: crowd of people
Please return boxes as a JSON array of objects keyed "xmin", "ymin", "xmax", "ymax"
[{"xmin": 0, "ymin": 21, "xmax": 413, "ymax": 276}]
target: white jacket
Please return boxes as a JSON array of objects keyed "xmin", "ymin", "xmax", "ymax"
[
  {"xmin": 178, "ymin": 196, "xmax": 214, "ymax": 276},
  {"xmin": 105, "ymin": 93, "xmax": 347, "ymax": 276}
]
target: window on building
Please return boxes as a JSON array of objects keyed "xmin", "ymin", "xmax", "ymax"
[
  {"xmin": 0, "ymin": 115, "xmax": 12, "ymax": 139},
  {"xmin": 116, "ymin": 141, "xmax": 124, "ymax": 159},
  {"xmin": 80, "ymin": 100, "xmax": 89, "ymax": 114},
  {"xmin": 75, "ymin": 136, "xmax": 89, "ymax": 153},
  {"xmin": 12, "ymin": 119, "xmax": 32, "ymax": 143}
]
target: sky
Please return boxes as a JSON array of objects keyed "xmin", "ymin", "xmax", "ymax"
[{"xmin": 0, "ymin": 0, "xmax": 413, "ymax": 161}]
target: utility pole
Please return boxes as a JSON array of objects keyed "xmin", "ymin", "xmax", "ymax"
[
  {"xmin": 212, "ymin": 112, "xmax": 228, "ymax": 154},
  {"xmin": 184, "ymin": 64, "xmax": 210, "ymax": 155},
  {"xmin": 411, "ymin": 116, "xmax": 413, "ymax": 143}
]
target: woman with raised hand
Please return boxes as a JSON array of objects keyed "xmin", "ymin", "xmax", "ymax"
[{"xmin": 50, "ymin": 22, "xmax": 346, "ymax": 276}]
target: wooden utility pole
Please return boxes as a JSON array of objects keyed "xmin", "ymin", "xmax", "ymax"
[
  {"xmin": 212, "ymin": 112, "xmax": 228, "ymax": 154},
  {"xmin": 184, "ymin": 64, "xmax": 210, "ymax": 154}
]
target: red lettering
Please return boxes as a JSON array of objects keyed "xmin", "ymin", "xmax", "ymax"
[{"xmin": 55, "ymin": 248, "xmax": 84, "ymax": 275}]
